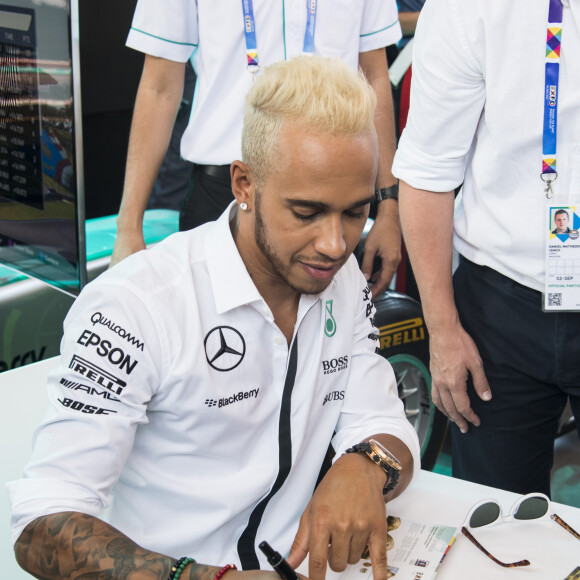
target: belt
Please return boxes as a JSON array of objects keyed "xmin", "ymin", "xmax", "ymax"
[{"xmin": 195, "ymin": 164, "xmax": 231, "ymax": 179}]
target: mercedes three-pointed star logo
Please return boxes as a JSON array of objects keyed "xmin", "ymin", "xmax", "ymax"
[{"xmin": 203, "ymin": 326, "xmax": 246, "ymax": 371}]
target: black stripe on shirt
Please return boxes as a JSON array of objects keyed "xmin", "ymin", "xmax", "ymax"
[{"xmin": 237, "ymin": 337, "xmax": 299, "ymax": 569}]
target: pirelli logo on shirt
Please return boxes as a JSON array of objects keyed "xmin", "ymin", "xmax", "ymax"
[{"xmin": 69, "ymin": 355, "xmax": 128, "ymax": 396}]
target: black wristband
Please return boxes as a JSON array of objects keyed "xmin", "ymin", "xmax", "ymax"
[{"xmin": 374, "ymin": 183, "xmax": 399, "ymax": 203}]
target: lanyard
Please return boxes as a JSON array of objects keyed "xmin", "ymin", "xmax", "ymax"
[
  {"xmin": 541, "ymin": 0, "xmax": 563, "ymax": 198},
  {"xmin": 241, "ymin": 0, "xmax": 318, "ymax": 74}
]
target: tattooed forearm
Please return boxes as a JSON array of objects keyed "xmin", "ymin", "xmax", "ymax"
[{"xmin": 15, "ymin": 512, "xmax": 173, "ymax": 580}]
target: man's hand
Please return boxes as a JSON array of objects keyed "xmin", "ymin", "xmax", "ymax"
[
  {"xmin": 429, "ymin": 321, "xmax": 491, "ymax": 433},
  {"xmin": 287, "ymin": 453, "xmax": 388, "ymax": 580},
  {"xmin": 108, "ymin": 228, "xmax": 147, "ymax": 268},
  {"xmin": 360, "ymin": 200, "xmax": 401, "ymax": 298}
]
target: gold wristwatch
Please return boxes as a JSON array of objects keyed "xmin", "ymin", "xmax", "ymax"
[{"xmin": 345, "ymin": 439, "xmax": 402, "ymax": 494}]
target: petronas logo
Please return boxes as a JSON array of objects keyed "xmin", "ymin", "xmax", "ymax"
[{"xmin": 324, "ymin": 300, "xmax": 337, "ymax": 337}]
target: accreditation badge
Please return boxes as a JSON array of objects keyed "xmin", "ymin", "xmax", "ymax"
[{"xmin": 544, "ymin": 205, "xmax": 580, "ymax": 311}]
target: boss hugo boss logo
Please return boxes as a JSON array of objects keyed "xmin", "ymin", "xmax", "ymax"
[
  {"xmin": 321, "ymin": 355, "xmax": 348, "ymax": 375},
  {"xmin": 204, "ymin": 326, "xmax": 246, "ymax": 372},
  {"xmin": 76, "ymin": 330, "xmax": 139, "ymax": 375},
  {"xmin": 69, "ymin": 355, "xmax": 127, "ymax": 395},
  {"xmin": 323, "ymin": 390, "xmax": 345, "ymax": 406},
  {"xmin": 90, "ymin": 312, "xmax": 145, "ymax": 351},
  {"xmin": 205, "ymin": 387, "xmax": 260, "ymax": 409}
]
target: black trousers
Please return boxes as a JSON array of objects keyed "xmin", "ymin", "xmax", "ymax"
[
  {"xmin": 179, "ymin": 164, "xmax": 233, "ymax": 231},
  {"xmin": 451, "ymin": 257, "xmax": 580, "ymax": 496}
]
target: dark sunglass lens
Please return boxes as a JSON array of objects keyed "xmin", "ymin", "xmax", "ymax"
[
  {"xmin": 470, "ymin": 503, "xmax": 501, "ymax": 528},
  {"xmin": 514, "ymin": 497, "xmax": 549, "ymax": 520}
]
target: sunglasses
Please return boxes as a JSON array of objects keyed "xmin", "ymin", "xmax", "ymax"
[{"xmin": 461, "ymin": 493, "xmax": 580, "ymax": 568}]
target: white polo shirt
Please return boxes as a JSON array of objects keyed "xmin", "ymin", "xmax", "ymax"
[
  {"xmin": 126, "ymin": 0, "xmax": 402, "ymax": 165},
  {"xmin": 8, "ymin": 203, "xmax": 420, "ymax": 568},
  {"xmin": 393, "ymin": 0, "xmax": 580, "ymax": 292}
]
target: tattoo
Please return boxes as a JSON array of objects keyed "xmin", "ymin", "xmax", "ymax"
[
  {"xmin": 187, "ymin": 563, "xmax": 222, "ymax": 580},
  {"xmin": 15, "ymin": 512, "xmax": 173, "ymax": 580}
]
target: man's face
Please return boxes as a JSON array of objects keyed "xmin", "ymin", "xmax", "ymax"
[
  {"xmin": 250, "ymin": 123, "xmax": 377, "ymax": 295},
  {"xmin": 555, "ymin": 212, "xmax": 569, "ymax": 233}
]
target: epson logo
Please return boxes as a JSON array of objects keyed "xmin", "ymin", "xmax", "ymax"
[
  {"xmin": 77, "ymin": 330, "xmax": 138, "ymax": 375},
  {"xmin": 323, "ymin": 390, "xmax": 345, "ymax": 406},
  {"xmin": 321, "ymin": 355, "xmax": 348, "ymax": 375},
  {"xmin": 69, "ymin": 355, "xmax": 127, "ymax": 396},
  {"xmin": 90, "ymin": 312, "xmax": 145, "ymax": 351}
]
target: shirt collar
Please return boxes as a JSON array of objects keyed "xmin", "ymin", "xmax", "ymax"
[{"xmin": 205, "ymin": 202, "xmax": 263, "ymax": 314}]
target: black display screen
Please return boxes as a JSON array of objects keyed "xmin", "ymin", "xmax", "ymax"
[{"xmin": 0, "ymin": 0, "xmax": 85, "ymax": 295}]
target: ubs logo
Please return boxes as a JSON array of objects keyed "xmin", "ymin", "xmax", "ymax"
[{"xmin": 204, "ymin": 326, "xmax": 246, "ymax": 372}]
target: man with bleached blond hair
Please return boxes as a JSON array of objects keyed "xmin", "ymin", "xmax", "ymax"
[{"xmin": 9, "ymin": 56, "xmax": 419, "ymax": 580}]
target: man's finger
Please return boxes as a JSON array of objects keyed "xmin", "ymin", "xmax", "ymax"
[
  {"xmin": 367, "ymin": 527, "xmax": 388, "ymax": 580},
  {"xmin": 360, "ymin": 247, "xmax": 376, "ymax": 282},
  {"xmin": 369, "ymin": 264, "xmax": 395, "ymax": 298},
  {"xmin": 470, "ymin": 359, "xmax": 492, "ymax": 402},
  {"xmin": 436, "ymin": 384, "xmax": 473, "ymax": 433},
  {"xmin": 307, "ymin": 523, "xmax": 332, "ymax": 580},
  {"xmin": 287, "ymin": 512, "xmax": 311, "ymax": 570}
]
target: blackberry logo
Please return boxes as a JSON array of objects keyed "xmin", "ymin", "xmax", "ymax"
[{"xmin": 204, "ymin": 388, "xmax": 259, "ymax": 409}]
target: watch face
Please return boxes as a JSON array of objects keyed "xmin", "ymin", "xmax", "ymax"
[{"xmin": 368, "ymin": 439, "xmax": 402, "ymax": 470}]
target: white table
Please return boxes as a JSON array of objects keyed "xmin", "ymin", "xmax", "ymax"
[
  {"xmin": 384, "ymin": 470, "xmax": 580, "ymax": 579},
  {"xmin": 2, "ymin": 358, "xmax": 579, "ymax": 579}
]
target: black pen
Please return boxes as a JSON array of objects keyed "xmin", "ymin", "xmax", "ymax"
[{"xmin": 258, "ymin": 541, "xmax": 300, "ymax": 580}]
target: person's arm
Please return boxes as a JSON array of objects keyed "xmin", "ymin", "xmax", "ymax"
[
  {"xmin": 358, "ymin": 48, "xmax": 401, "ymax": 297},
  {"xmin": 15, "ymin": 511, "xmax": 277, "ymax": 580},
  {"xmin": 109, "ymin": 55, "xmax": 186, "ymax": 268},
  {"xmin": 398, "ymin": 12, "xmax": 421, "ymax": 37},
  {"xmin": 398, "ymin": 182, "xmax": 491, "ymax": 433},
  {"xmin": 287, "ymin": 434, "xmax": 414, "ymax": 580}
]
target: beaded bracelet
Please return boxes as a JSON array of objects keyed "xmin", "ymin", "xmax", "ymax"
[
  {"xmin": 169, "ymin": 556, "xmax": 196, "ymax": 580},
  {"xmin": 213, "ymin": 563, "xmax": 237, "ymax": 580}
]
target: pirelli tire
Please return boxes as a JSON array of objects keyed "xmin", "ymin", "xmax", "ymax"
[{"xmin": 372, "ymin": 290, "xmax": 448, "ymax": 471}]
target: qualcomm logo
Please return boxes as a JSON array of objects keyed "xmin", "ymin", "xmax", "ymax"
[{"xmin": 203, "ymin": 326, "xmax": 246, "ymax": 372}]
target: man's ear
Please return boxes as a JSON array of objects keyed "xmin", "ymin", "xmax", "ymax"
[{"xmin": 230, "ymin": 160, "xmax": 255, "ymax": 209}]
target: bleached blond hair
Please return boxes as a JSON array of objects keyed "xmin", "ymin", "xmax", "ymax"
[{"xmin": 241, "ymin": 55, "xmax": 377, "ymax": 188}]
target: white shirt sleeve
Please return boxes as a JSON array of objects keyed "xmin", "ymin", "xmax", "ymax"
[
  {"xmin": 392, "ymin": 0, "xmax": 486, "ymax": 191},
  {"xmin": 331, "ymin": 266, "xmax": 421, "ymax": 478},
  {"xmin": 7, "ymin": 277, "xmax": 166, "ymax": 544},
  {"xmin": 126, "ymin": 0, "xmax": 199, "ymax": 62},
  {"xmin": 360, "ymin": 0, "xmax": 402, "ymax": 51}
]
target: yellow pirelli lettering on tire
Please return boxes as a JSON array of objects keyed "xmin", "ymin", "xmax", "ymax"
[{"xmin": 378, "ymin": 318, "xmax": 426, "ymax": 350}]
